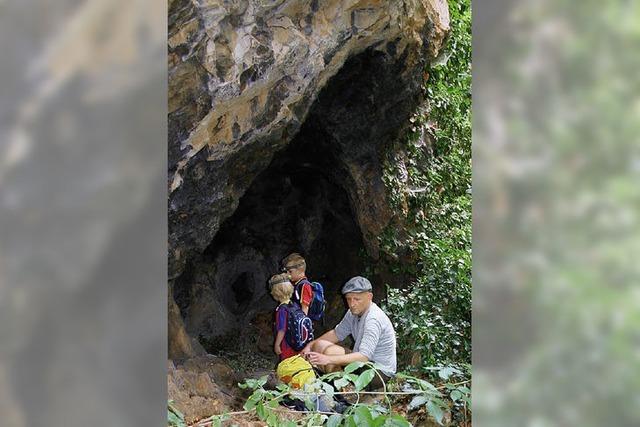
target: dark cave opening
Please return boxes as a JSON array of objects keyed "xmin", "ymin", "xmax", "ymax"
[
  {"xmin": 230, "ymin": 272, "xmax": 253, "ymax": 312},
  {"xmin": 172, "ymin": 121, "xmax": 372, "ymax": 358},
  {"xmin": 207, "ymin": 124, "xmax": 368, "ymax": 328}
]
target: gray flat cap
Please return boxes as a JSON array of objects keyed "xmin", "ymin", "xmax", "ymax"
[{"xmin": 342, "ymin": 276, "xmax": 373, "ymax": 294}]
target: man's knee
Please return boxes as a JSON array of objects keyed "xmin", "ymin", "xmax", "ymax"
[
  {"xmin": 315, "ymin": 344, "xmax": 347, "ymax": 374},
  {"xmin": 323, "ymin": 344, "xmax": 347, "ymax": 357},
  {"xmin": 310, "ymin": 339, "xmax": 334, "ymax": 354},
  {"xmin": 310, "ymin": 340, "xmax": 347, "ymax": 357}
]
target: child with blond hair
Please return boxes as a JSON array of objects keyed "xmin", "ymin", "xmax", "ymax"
[{"xmin": 269, "ymin": 273, "xmax": 297, "ymax": 360}]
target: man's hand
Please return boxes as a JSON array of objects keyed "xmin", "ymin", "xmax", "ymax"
[
  {"xmin": 274, "ymin": 344, "xmax": 281, "ymax": 355},
  {"xmin": 301, "ymin": 342, "xmax": 313, "ymax": 356},
  {"xmin": 306, "ymin": 351, "xmax": 331, "ymax": 366}
]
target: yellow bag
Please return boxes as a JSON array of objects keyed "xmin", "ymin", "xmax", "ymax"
[{"xmin": 276, "ymin": 355, "xmax": 315, "ymax": 389}]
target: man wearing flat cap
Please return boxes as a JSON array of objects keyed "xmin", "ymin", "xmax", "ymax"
[{"xmin": 303, "ymin": 276, "xmax": 397, "ymax": 389}]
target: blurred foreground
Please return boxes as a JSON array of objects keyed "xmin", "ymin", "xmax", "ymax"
[{"xmin": 474, "ymin": 0, "xmax": 640, "ymax": 425}]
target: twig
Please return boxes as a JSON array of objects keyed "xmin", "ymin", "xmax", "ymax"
[
  {"xmin": 282, "ymin": 389, "xmax": 428, "ymax": 398},
  {"xmin": 271, "ymin": 406, "xmax": 336, "ymax": 416},
  {"xmin": 372, "ymin": 368, "xmax": 392, "ymax": 411},
  {"xmin": 436, "ymin": 379, "xmax": 471, "ymax": 390}
]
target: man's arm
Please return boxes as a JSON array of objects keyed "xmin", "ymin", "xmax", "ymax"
[{"xmin": 307, "ymin": 350, "xmax": 369, "ymax": 367}]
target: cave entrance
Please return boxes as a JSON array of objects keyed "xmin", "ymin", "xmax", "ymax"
[
  {"xmin": 173, "ymin": 47, "xmax": 413, "ymax": 369},
  {"xmin": 177, "ymin": 120, "xmax": 370, "ymax": 364}
]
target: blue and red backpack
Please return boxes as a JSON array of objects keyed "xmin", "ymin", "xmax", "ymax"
[
  {"xmin": 281, "ymin": 302, "xmax": 314, "ymax": 351},
  {"xmin": 293, "ymin": 279, "xmax": 326, "ymax": 322}
]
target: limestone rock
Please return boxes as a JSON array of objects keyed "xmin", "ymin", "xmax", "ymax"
[
  {"xmin": 168, "ymin": 356, "xmax": 237, "ymax": 424},
  {"xmin": 169, "ymin": 287, "xmax": 203, "ymax": 360},
  {"xmin": 168, "ymin": 0, "xmax": 450, "ymax": 279}
]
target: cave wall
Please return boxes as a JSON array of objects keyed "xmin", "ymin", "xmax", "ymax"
[{"xmin": 168, "ymin": 0, "xmax": 450, "ymax": 358}]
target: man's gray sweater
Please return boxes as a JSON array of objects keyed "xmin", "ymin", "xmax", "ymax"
[{"xmin": 334, "ymin": 302, "xmax": 397, "ymax": 377}]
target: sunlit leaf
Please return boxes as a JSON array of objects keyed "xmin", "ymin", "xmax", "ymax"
[
  {"xmin": 326, "ymin": 414, "xmax": 343, "ymax": 427},
  {"xmin": 408, "ymin": 394, "xmax": 429, "ymax": 410},
  {"xmin": 426, "ymin": 400, "xmax": 445, "ymax": 425},
  {"xmin": 355, "ymin": 369, "xmax": 376, "ymax": 391},
  {"xmin": 344, "ymin": 361, "xmax": 365, "ymax": 373}
]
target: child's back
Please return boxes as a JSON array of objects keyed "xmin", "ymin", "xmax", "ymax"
[{"xmin": 269, "ymin": 274, "xmax": 298, "ymax": 360}]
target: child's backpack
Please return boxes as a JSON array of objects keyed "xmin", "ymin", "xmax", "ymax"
[
  {"xmin": 284, "ymin": 302, "xmax": 314, "ymax": 351},
  {"xmin": 294, "ymin": 280, "xmax": 326, "ymax": 322}
]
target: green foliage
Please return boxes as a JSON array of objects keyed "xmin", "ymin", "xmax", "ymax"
[
  {"xmin": 381, "ymin": 0, "xmax": 472, "ymax": 371},
  {"xmin": 168, "ymin": 400, "xmax": 187, "ymax": 427},
  {"xmin": 231, "ymin": 363, "xmax": 470, "ymax": 426}
]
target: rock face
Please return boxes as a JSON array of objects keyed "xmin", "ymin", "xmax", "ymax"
[
  {"xmin": 168, "ymin": 357, "xmax": 239, "ymax": 423},
  {"xmin": 168, "ymin": 0, "xmax": 449, "ymax": 419},
  {"xmin": 169, "ymin": 0, "xmax": 449, "ymax": 279}
]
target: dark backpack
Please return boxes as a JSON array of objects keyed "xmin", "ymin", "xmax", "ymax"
[
  {"xmin": 294, "ymin": 280, "xmax": 326, "ymax": 322},
  {"xmin": 283, "ymin": 302, "xmax": 314, "ymax": 351}
]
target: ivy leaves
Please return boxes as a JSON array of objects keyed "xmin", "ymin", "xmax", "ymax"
[{"xmin": 380, "ymin": 0, "xmax": 472, "ymax": 370}]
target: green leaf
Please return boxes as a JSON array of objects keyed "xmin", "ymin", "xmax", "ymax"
[
  {"xmin": 256, "ymin": 402, "xmax": 266, "ymax": 420},
  {"xmin": 345, "ymin": 415, "xmax": 358, "ymax": 427},
  {"xmin": 385, "ymin": 415, "xmax": 412, "ymax": 427},
  {"xmin": 355, "ymin": 369, "xmax": 376, "ymax": 391},
  {"xmin": 243, "ymin": 392, "xmax": 260, "ymax": 411},
  {"xmin": 168, "ymin": 402, "xmax": 186, "ymax": 427},
  {"xmin": 462, "ymin": 394, "xmax": 471, "ymax": 405},
  {"xmin": 371, "ymin": 362, "xmax": 386, "ymax": 372},
  {"xmin": 326, "ymin": 414, "xmax": 343, "ymax": 427},
  {"xmin": 266, "ymin": 412, "xmax": 279, "ymax": 426},
  {"xmin": 334, "ymin": 377, "xmax": 350, "ymax": 389},
  {"xmin": 346, "ymin": 373, "xmax": 359, "ymax": 383},
  {"xmin": 167, "ymin": 411, "xmax": 182, "ymax": 426},
  {"xmin": 450, "ymin": 390, "xmax": 462, "ymax": 402},
  {"xmin": 408, "ymin": 394, "xmax": 429, "ymax": 410},
  {"xmin": 322, "ymin": 381, "xmax": 335, "ymax": 397},
  {"xmin": 304, "ymin": 396, "xmax": 316, "ymax": 411},
  {"xmin": 438, "ymin": 366, "xmax": 461, "ymax": 380},
  {"xmin": 344, "ymin": 361, "xmax": 365, "ymax": 374},
  {"xmin": 426, "ymin": 400, "xmax": 445, "ymax": 425},
  {"xmin": 371, "ymin": 404, "xmax": 389, "ymax": 415},
  {"xmin": 306, "ymin": 414, "xmax": 327, "ymax": 426},
  {"xmin": 354, "ymin": 406, "xmax": 374, "ymax": 424},
  {"xmin": 257, "ymin": 375, "xmax": 269, "ymax": 387},
  {"xmin": 415, "ymin": 378, "xmax": 439, "ymax": 394}
]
